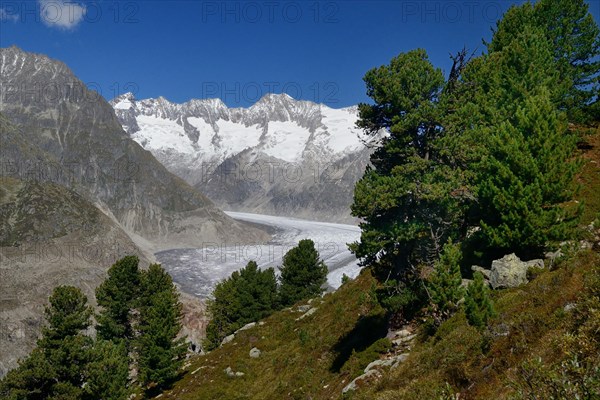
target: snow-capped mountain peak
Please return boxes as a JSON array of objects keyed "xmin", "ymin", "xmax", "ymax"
[{"xmin": 110, "ymin": 93, "xmax": 384, "ymax": 222}]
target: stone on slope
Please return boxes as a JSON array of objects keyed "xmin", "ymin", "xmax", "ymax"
[{"xmin": 489, "ymin": 253, "xmax": 544, "ymax": 289}]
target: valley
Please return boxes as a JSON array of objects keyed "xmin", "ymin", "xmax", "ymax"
[{"xmin": 156, "ymin": 211, "xmax": 361, "ymax": 298}]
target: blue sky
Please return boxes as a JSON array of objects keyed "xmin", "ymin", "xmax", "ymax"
[{"xmin": 1, "ymin": 0, "xmax": 599, "ymax": 107}]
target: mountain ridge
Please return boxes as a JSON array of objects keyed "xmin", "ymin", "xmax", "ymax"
[
  {"xmin": 111, "ymin": 92, "xmax": 382, "ymax": 222},
  {"xmin": 0, "ymin": 46, "xmax": 269, "ymax": 251}
]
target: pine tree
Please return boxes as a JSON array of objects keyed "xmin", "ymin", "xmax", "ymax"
[
  {"xmin": 83, "ymin": 340, "xmax": 130, "ymax": 400},
  {"xmin": 95, "ymin": 255, "xmax": 141, "ymax": 342},
  {"xmin": 279, "ymin": 239, "xmax": 328, "ymax": 307},
  {"xmin": 0, "ymin": 286, "xmax": 92, "ymax": 399},
  {"xmin": 137, "ymin": 264, "xmax": 186, "ymax": 391},
  {"xmin": 427, "ymin": 241, "xmax": 464, "ymax": 321},
  {"xmin": 488, "ymin": 0, "xmax": 600, "ymax": 121},
  {"xmin": 0, "ymin": 348, "xmax": 55, "ymax": 399},
  {"xmin": 204, "ymin": 274, "xmax": 242, "ymax": 351},
  {"xmin": 235, "ymin": 260, "xmax": 278, "ymax": 319},
  {"xmin": 350, "ymin": 49, "xmax": 470, "ymax": 284},
  {"xmin": 464, "ymin": 272, "xmax": 495, "ymax": 329},
  {"xmin": 39, "ymin": 285, "xmax": 92, "ymax": 346},
  {"xmin": 38, "ymin": 286, "xmax": 92, "ymax": 395},
  {"xmin": 204, "ymin": 260, "xmax": 278, "ymax": 350},
  {"xmin": 476, "ymin": 87, "xmax": 581, "ymax": 258}
]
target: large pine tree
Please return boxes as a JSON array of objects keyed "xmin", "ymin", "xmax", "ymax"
[
  {"xmin": 0, "ymin": 286, "xmax": 93, "ymax": 399},
  {"xmin": 204, "ymin": 260, "xmax": 278, "ymax": 350},
  {"xmin": 350, "ymin": 50, "xmax": 469, "ymax": 270},
  {"xmin": 488, "ymin": 0, "xmax": 600, "ymax": 121},
  {"xmin": 95, "ymin": 255, "xmax": 141, "ymax": 342},
  {"xmin": 476, "ymin": 88, "xmax": 581, "ymax": 257},
  {"xmin": 461, "ymin": 24, "xmax": 584, "ymax": 259},
  {"xmin": 279, "ymin": 239, "xmax": 328, "ymax": 307},
  {"xmin": 136, "ymin": 264, "xmax": 186, "ymax": 391}
]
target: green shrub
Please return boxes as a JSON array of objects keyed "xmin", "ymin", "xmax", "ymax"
[{"xmin": 464, "ymin": 272, "xmax": 496, "ymax": 329}]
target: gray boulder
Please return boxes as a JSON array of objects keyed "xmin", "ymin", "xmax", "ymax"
[
  {"xmin": 297, "ymin": 304, "xmax": 311, "ymax": 313},
  {"xmin": 364, "ymin": 359, "xmax": 395, "ymax": 373},
  {"xmin": 221, "ymin": 334, "xmax": 235, "ymax": 346},
  {"xmin": 237, "ymin": 322, "xmax": 256, "ymax": 332},
  {"xmin": 489, "ymin": 253, "xmax": 544, "ymax": 289},
  {"xmin": 224, "ymin": 366, "xmax": 244, "ymax": 377},
  {"xmin": 295, "ymin": 307, "xmax": 318, "ymax": 321},
  {"xmin": 249, "ymin": 347, "xmax": 261, "ymax": 358},
  {"xmin": 471, "ymin": 266, "xmax": 491, "ymax": 279},
  {"xmin": 342, "ymin": 369, "xmax": 379, "ymax": 394}
]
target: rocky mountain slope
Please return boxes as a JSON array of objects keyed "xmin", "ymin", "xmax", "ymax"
[
  {"xmin": 0, "ymin": 175, "xmax": 151, "ymax": 377},
  {"xmin": 0, "ymin": 47, "xmax": 268, "ymax": 377},
  {"xmin": 110, "ymin": 92, "xmax": 383, "ymax": 222},
  {"xmin": 0, "ymin": 46, "xmax": 269, "ymax": 251}
]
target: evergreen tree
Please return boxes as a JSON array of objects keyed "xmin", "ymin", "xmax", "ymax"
[
  {"xmin": 488, "ymin": 0, "xmax": 600, "ymax": 121},
  {"xmin": 349, "ymin": 49, "xmax": 471, "ymax": 317},
  {"xmin": 427, "ymin": 240, "xmax": 464, "ymax": 321},
  {"xmin": 454, "ymin": 21, "xmax": 584, "ymax": 260},
  {"xmin": 204, "ymin": 260, "xmax": 278, "ymax": 350},
  {"xmin": 0, "ymin": 286, "xmax": 92, "ymax": 399},
  {"xmin": 83, "ymin": 340, "xmax": 130, "ymax": 400},
  {"xmin": 0, "ymin": 348, "xmax": 55, "ymax": 399},
  {"xmin": 204, "ymin": 275, "xmax": 241, "ymax": 351},
  {"xmin": 39, "ymin": 285, "xmax": 92, "ymax": 346},
  {"xmin": 350, "ymin": 49, "xmax": 470, "ymax": 271},
  {"xmin": 464, "ymin": 272, "xmax": 496, "ymax": 329},
  {"xmin": 476, "ymin": 87, "xmax": 581, "ymax": 258},
  {"xmin": 38, "ymin": 286, "xmax": 92, "ymax": 395},
  {"xmin": 136, "ymin": 264, "xmax": 186, "ymax": 391},
  {"xmin": 279, "ymin": 239, "xmax": 328, "ymax": 307},
  {"xmin": 236, "ymin": 260, "xmax": 278, "ymax": 319},
  {"xmin": 95, "ymin": 256, "xmax": 141, "ymax": 342}
]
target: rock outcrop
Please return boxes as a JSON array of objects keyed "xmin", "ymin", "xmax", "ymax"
[{"xmin": 472, "ymin": 253, "xmax": 545, "ymax": 290}]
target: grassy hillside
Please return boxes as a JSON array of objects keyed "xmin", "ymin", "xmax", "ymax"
[
  {"xmin": 153, "ymin": 127, "xmax": 600, "ymax": 400},
  {"xmin": 153, "ymin": 268, "xmax": 387, "ymax": 399}
]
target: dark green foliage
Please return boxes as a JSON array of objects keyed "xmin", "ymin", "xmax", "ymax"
[
  {"xmin": 0, "ymin": 257, "xmax": 186, "ymax": 398},
  {"xmin": 464, "ymin": 272, "xmax": 495, "ymax": 329},
  {"xmin": 341, "ymin": 337, "xmax": 392, "ymax": 378},
  {"xmin": 279, "ymin": 239, "xmax": 328, "ymax": 307},
  {"xmin": 488, "ymin": 0, "xmax": 600, "ymax": 121},
  {"xmin": 39, "ymin": 286, "xmax": 92, "ymax": 347},
  {"xmin": 372, "ymin": 275, "xmax": 426, "ymax": 323},
  {"xmin": 38, "ymin": 287, "xmax": 92, "ymax": 395},
  {"xmin": 83, "ymin": 340, "xmax": 130, "ymax": 400},
  {"xmin": 427, "ymin": 241, "xmax": 464, "ymax": 321},
  {"xmin": 204, "ymin": 260, "xmax": 278, "ymax": 350},
  {"xmin": 452, "ymin": 6, "xmax": 586, "ymax": 260},
  {"xmin": 0, "ymin": 286, "xmax": 92, "ymax": 399},
  {"xmin": 95, "ymin": 255, "xmax": 141, "ymax": 342},
  {"xmin": 350, "ymin": 49, "xmax": 460, "ymax": 271},
  {"xmin": 0, "ymin": 348, "xmax": 55, "ymax": 399},
  {"xmin": 474, "ymin": 87, "xmax": 581, "ymax": 258},
  {"xmin": 137, "ymin": 264, "xmax": 186, "ymax": 391},
  {"xmin": 349, "ymin": 49, "xmax": 472, "ymax": 322}
]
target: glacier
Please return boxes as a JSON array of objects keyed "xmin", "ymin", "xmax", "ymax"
[{"xmin": 155, "ymin": 211, "xmax": 362, "ymax": 298}]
